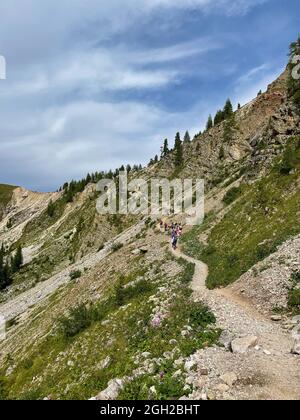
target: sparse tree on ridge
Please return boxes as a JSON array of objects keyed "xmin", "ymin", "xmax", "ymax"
[
  {"xmin": 206, "ymin": 115, "xmax": 213, "ymax": 131},
  {"xmin": 183, "ymin": 131, "xmax": 191, "ymax": 144},
  {"xmin": 223, "ymin": 99, "xmax": 233, "ymax": 119},
  {"xmin": 162, "ymin": 139, "xmax": 169, "ymax": 157},
  {"xmin": 214, "ymin": 110, "xmax": 225, "ymax": 125},
  {"xmin": 174, "ymin": 132, "xmax": 183, "ymax": 167}
]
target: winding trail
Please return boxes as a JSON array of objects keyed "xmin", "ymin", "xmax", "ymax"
[{"xmin": 172, "ymin": 246, "xmax": 300, "ymax": 400}]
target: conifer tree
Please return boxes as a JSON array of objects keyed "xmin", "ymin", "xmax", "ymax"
[
  {"xmin": 183, "ymin": 131, "xmax": 191, "ymax": 144},
  {"xmin": 206, "ymin": 115, "xmax": 213, "ymax": 131},
  {"xmin": 223, "ymin": 99, "xmax": 233, "ymax": 119},
  {"xmin": 174, "ymin": 132, "xmax": 183, "ymax": 167},
  {"xmin": 162, "ymin": 139, "xmax": 169, "ymax": 157},
  {"xmin": 47, "ymin": 199, "xmax": 55, "ymax": 217},
  {"xmin": 11, "ymin": 245, "xmax": 23, "ymax": 274},
  {"xmin": 214, "ymin": 110, "xmax": 225, "ymax": 125}
]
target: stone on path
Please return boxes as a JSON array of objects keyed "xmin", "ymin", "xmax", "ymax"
[
  {"xmin": 220, "ymin": 372, "xmax": 238, "ymax": 387},
  {"xmin": 231, "ymin": 336, "xmax": 258, "ymax": 354}
]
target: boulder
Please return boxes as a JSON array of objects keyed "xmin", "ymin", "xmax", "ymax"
[
  {"xmin": 291, "ymin": 339, "xmax": 300, "ymax": 355},
  {"xmin": 215, "ymin": 383, "xmax": 230, "ymax": 393},
  {"xmin": 231, "ymin": 336, "xmax": 258, "ymax": 354},
  {"xmin": 291, "ymin": 315, "xmax": 300, "ymax": 325},
  {"xmin": 219, "ymin": 330, "xmax": 235, "ymax": 350},
  {"xmin": 220, "ymin": 372, "xmax": 238, "ymax": 387},
  {"xmin": 96, "ymin": 378, "xmax": 125, "ymax": 400},
  {"xmin": 131, "ymin": 249, "xmax": 141, "ymax": 256}
]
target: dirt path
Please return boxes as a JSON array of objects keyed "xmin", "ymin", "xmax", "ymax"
[{"xmin": 172, "ymin": 246, "xmax": 300, "ymax": 400}]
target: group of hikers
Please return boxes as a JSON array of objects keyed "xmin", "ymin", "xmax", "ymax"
[{"xmin": 159, "ymin": 220, "xmax": 183, "ymax": 250}]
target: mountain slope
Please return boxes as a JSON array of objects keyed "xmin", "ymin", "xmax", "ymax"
[{"xmin": 0, "ymin": 58, "xmax": 300, "ymax": 400}]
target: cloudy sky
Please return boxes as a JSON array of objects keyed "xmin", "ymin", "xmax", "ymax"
[{"xmin": 0, "ymin": 0, "xmax": 299, "ymax": 191}]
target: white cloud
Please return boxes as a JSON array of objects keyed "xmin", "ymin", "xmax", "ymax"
[{"xmin": 0, "ymin": 0, "xmax": 275, "ymax": 190}]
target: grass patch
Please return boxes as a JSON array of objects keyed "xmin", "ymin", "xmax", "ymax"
[
  {"xmin": 223, "ymin": 185, "xmax": 244, "ymax": 205},
  {"xmin": 184, "ymin": 137, "xmax": 300, "ymax": 289}
]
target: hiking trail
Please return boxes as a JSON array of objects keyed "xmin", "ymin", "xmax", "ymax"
[{"xmin": 172, "ymin": 245, "xmax": 300, "ymax": 400}]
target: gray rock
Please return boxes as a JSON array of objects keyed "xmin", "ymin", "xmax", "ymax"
[
  {"xmin": 215, "ymin": 383, "xmax": 230, "ymax": 393},
  {"xmin": 131, "ymin": 249, "xmax": 141, "ymax": 256},
  {"xmin": 184, "ymin": 360, "xmax": 197, "ymax": 372},
  {"xmin": 96, "ymin": 378, "xmax": 125, "ymax": 400},
  {"xmin": 231, "ymin": 336, "xmax": 258, "ymax": 354},
  {"xmin": 220, "ymin": 372, "xmax": 238, "ymax": 387},
  {"xmin": 219, "ymin": 330, "xmax": 235, "ymax": 350},
  {"xmin": 291, "ymin": 339, "xmax": 300, "ymax": 355},
  {"xmin": 291, "ymin": 315, "xmax": 300, "ymax": 325}
]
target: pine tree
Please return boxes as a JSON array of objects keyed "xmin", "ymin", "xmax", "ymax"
[
  {"xmin": 47, "ymin": 199, "xmax": 55, "ymax": 217},
  {"xmin": 183, "ymin": 131, "xmax": 191, "ymax": 144},
  {"xmin": 223, "ymin": 99, "xmax": 233, "ymax": 119},
  {"xmin": 11, "ymin": 245, "xmax": 23, "ymax": 274},
  {"xmin": 237, "ymin": 103, "xmax": 241, "ymax": 110},
  {"xmin": 174, "ymin": 132, "xmax": 183, "ymax": 167},
  {"xmin": 214, "ymin": 110, "xmax": 225, "ymax": 125},
  {"xmin": 162, "ymin": 139, "xmax": 169, "ymax": 157},
  {"xmin": 206, "ymin": 115, "xmax": 213, "ymax": 131},
  {"xmin": 154, "ymin": 155, "xmax": 158, "ymax": 164}
]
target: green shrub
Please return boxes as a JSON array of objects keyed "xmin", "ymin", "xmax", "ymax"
[
  {"xmin": 58, "ymin": 305, "xmax": 92, "ymax": 338},
  {"xmin": 291, "ymin": 271, "xmax": 300, "ymax": 284},
  {"xmin": 119, "ymin": 374, "xmax": 185, "ymax": 400},
  {"xmin": 69, "ymin": 270, "xmax": 82, "ymax": 280},
  {"xmin": 256, "ymin": 243, "xmax": 276, "ymax": 260},
  {"xmin": 188, "ymin": 303, "xmax": 216, "ymax": 329},
  {"xmin": 280, "ymin": 147, "xmax": 295, "ymax": 175},
  {"xmin": 46, "ymin": 200, "xmax": 55, "ymax": 217},
  {"xmin": 113, "ymin": 279, "xmax": 153, "ymax": 307},
  {"xmin": 0, "ymin": 376, "xmax": 8, "ymax": 400},
  {"xmin": 223, "ymin": 186, "xmax": 243, "ymax": 205},
  {"xmin": 111, "ymin": 242, "xmax": 123, "ymax": 253},
  {"xmin": 288, "ymin": 289, "xmax": 300, "ymax": 309}
]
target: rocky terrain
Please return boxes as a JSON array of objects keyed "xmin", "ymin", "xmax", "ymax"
[{"xmin": 0, "ymin": 56, "xmax": 299, "ymax": 400}]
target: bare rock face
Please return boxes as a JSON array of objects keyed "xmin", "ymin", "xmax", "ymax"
[{"xmin": 231, "ymin": 336, "xmax": 258, "ymax": 354}]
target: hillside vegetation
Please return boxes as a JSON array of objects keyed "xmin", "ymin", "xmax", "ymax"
[
  {"xmin": 0, "ymin": 185, "xmax": 15, "ymax": 221},
  {"xmin": 182, "ymin": 137, "xmax": 300, "ymax": 288}
]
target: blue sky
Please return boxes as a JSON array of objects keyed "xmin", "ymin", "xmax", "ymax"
[{"xmin": 0, "ymin": 0, "xmax": 299, "ymax": 191}]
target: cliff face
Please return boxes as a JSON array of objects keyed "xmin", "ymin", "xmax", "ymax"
[
  {"xmin": 0, "ymin": 66, "xmax": 299, "ymax": 401},
  {"xmin": 150, "ymin": 69, "xmax": 300, "ymax": 184}
]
